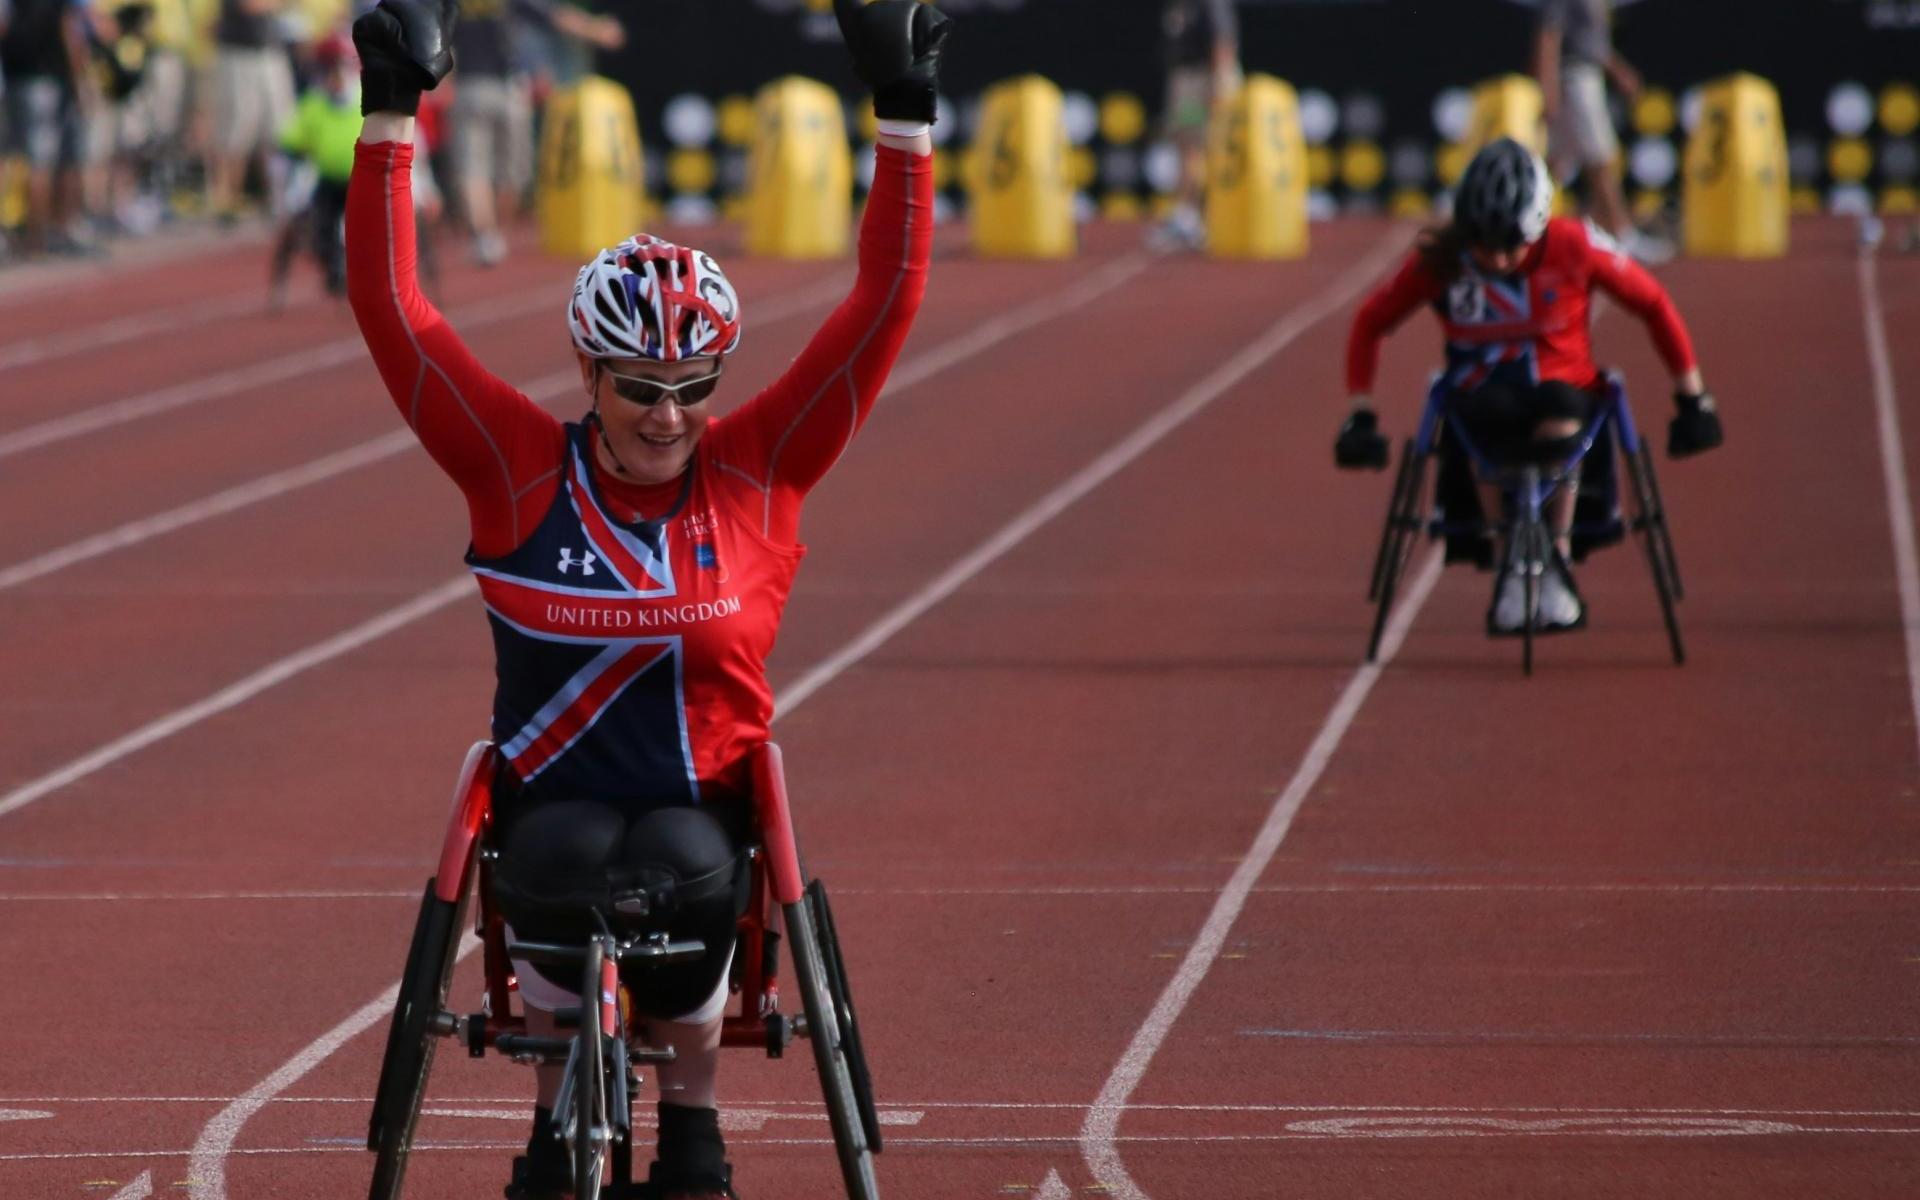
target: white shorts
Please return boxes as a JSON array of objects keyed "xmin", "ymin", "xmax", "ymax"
[
  {"xmin": 211, "ymin": 46, "xmax": 294, "ymax": 159},
  {"xmin": 509, "ymin": 925, "xmax": 736, "ymax": 1026},
  {"xmin": 1552, "ymin": 61, "xmax": 1618, "ymax": 171},
  {"xmin": 451, "ymin": 75, "xmax": 534, "ymax": 194}
]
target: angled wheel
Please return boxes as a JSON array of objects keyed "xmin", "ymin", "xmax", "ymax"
[
  {"xmin": 1367, "ymin": 442, "xmax": 1417, "ymax": 601},
  {"xmin": 1367, "ymin": 442, "xmax": 1426, "ymax": 662},
  {"xmin": 1636, "ymin": 441, "xmax": 1685, "ymax": 600},
  {"xmin": 808, "ymin": 880, "xmax": 880, "ymax": 1150},
  {"xmin": 367, "ymin": 879, "xmax": 468, "ymax": 1200},
  {"xmin": 1625, "ymin": 444, "xmax": 1685, "ymax": 665},
  {"xmin": 788, "ymin": 886, "xmax": 880, "ymax": 1200}
]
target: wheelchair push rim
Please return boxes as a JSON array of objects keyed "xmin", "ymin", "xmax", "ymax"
[{"xmin": 366, "ymin": 877, "xmax": 469, "ymax": 1200}]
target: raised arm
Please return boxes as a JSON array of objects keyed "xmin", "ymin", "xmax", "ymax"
[
  {"xmin": 709, "ymin": 0, "xmax": 948, "ymax": 540},
  {"xmin": 346, "ymin": 5, "xmax": 563, "ymax": 556}
]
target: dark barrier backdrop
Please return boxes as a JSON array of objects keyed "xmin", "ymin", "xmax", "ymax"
[{"xmin": 600, "ymin": 0, "xmax": 1919, "ymax": 143}]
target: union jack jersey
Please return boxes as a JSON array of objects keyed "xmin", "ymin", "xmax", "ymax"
[
  {"xmin": 347, "ymin": 139, "xmax": 934, "ymax": 802},
  {"xmin": 1345, "ymin": 217, "xmax": 1696, "ymax": 397},
  {"xmin": 467, "ymin": 423, "xmax": 802, "ymax": 800}
]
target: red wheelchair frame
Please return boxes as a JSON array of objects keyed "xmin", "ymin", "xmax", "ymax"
[{"xmin": 366, "ymin": 741, "xmax": 880, "ymax": 1200}]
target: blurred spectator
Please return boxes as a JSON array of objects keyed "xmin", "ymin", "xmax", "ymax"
[
  {"xmin": 1, "ymin": 0, "xmax": 100, "ymax": 254},
  {"xmin": 1532, "ymin": 0, "xmax": 1670, "ymax": 261},
  {"xmin": 449, "ymin": 0, "xmax": 620, "ymax": 267},
  {"xmin": 111, "ymin": 0, "xmax": 194, "ymax": 227},
  {"xmin": 207, "ymin": 0, "xmax": 291, "ymax": 220},
  {"xmin": 1154, "ymin": 0, "xmax": 1238, "ymax": 251},
  {"xmin": 267, "ymin": 28, "xmax": 352, "ymax": 299}
]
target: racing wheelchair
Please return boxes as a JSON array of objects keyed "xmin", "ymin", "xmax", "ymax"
[
  {"xmin": 1366, "ymin": 373, "xmax": 1684, "ymax": 674},
  {"xmin": 365, "ymin": 741, "xmax": 881, "ymax": 1200}
]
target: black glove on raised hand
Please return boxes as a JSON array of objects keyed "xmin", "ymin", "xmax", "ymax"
[
  {"xmin": 1335, "ymin": 408, "xmax": 1390, "ymax": 470},
  {"xmin": 352, "ymin": 0, "xmax": 457, "ymax": 116},
  {"xmin": 834, "ymin": 0, "xmax": 953, "ymax": 124},
  {"xmin": 1667, "ymin": 390, "xmax": 1723, "ymax": 458}
]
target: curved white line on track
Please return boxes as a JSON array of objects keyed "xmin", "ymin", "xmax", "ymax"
[
  {"xmin": 106, "ymin": 1169, "xmax": 153, "ymax": 1199},
  {"xmin": 1079, "ymin": 548, "xmax": 1445, "ymax": 1199},
  {"xmin": 1858, "ymin": 247, "xmax": 1920, "ymax": 776},
  {"xmin": 180, "ymin": 234, "xmax": 1404, "ymax": 1198}
]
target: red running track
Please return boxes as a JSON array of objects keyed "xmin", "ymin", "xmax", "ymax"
[{"xmin": 0, "ymin": 217, "xmax": 1916, "ymax": 1200}]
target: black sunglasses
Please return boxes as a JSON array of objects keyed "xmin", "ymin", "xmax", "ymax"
[{"xmin": 599, "ymin": 363, "xmax": 724, "ymax": 407}]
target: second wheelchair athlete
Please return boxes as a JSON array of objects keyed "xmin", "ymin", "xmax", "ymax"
[{"xmin": 1335, "ymin": 137, "xmax": 1723, "ymax": 632}]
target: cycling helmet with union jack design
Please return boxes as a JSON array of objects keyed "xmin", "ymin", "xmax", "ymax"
[
  {"xmin": 1455, "ymin": 137, "xmax": 1554, "ymax": 251},
  {"xmin": 568, "ymin": 235, "xmax": 743, "ymax": 362}
]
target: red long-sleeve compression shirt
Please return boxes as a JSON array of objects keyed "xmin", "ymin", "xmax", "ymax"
[
  {"xmin": 346, "ymin": 138, "xmax": 934, "ymax": 800},
  {"xmin": 1345, "ymin": 216, "xmax": 1697, "ymax": 396}
]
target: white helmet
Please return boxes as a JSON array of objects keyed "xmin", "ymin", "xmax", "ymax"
[{"xmin": 567, "ymin": 234, "xmax": 743, "ymax": 362}]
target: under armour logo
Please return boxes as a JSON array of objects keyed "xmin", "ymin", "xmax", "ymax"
[{"xmin": 557, "ymin": 548, "xmax": 598, "ymax": 576}]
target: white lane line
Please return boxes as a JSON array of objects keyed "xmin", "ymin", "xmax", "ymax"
[
  {"xmin": 1859, "ymin": 247, "xmax": 1920, "ymax": 777},
  {"xmin": 1079, "ymin": 542, "xmax": 1446, "ymax": 1200},
  {"xmin": 13, "ymin": 880, "xmax": 1917, "ymax": 903},
  {"xmin": 879, "ymin": 252, "xmax": 1149, "ymax": 395},
  {"xmin": 19, "ymin": 1095, "xmax": 1920, "ymax": 1120},
  {"xmin": 0, "ymin": 578, "xmax": 474, "ymax": 820},
  {"xmin": 20, "ymin": 1124, "xmax": 1920, "ymax": 1163},
  {"xmin": 106, "ymin": 1169, "xmax": 153, "ymax": 1199},
  {"xmin": 185, "ymin": 932, "xmax": 478, "ymax": 1196},
  {"xmin": 780, "ymin": 232, "xmax": 1406, "ymax": 714},
  {"xmin": 0, "ymin": 274, "xmax": 850, "ymax": 465},
  {"xmin": 0, "ymin": 288, "xmax": 314, "ymax": 372},
  {"xmin": 181, "ymin": 235, "xmax": 1403, "ymax": 1199}
]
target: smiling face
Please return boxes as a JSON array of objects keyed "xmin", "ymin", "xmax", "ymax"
[{"xmin": 579, "ymin": 353, "xmax": 722, "ymax": 485}]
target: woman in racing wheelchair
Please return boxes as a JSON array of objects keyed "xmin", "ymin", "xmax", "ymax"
[
  {"xmin": 344, "ymin": 0, "xmax": 950, "ymax": 1194},
  {"xmin": 1334, "ymin": 137, "xmax": 1723, "ymax": 633}
]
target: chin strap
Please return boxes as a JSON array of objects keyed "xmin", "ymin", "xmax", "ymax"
[{"xmin": 586, "ymin": 371, "xmax": 645, "ymax": 480}]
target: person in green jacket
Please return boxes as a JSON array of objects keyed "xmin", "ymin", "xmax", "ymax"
[{"xmin": 269, "ymin": 31, "xmax": 361, "ymax": 301}]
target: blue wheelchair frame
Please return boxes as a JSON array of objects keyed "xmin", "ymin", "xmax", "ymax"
[{"xmin": 1366, "ymin": 372, "xmax": 1685, "ymax": 674}]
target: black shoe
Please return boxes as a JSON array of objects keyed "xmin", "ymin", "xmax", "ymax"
[
  {"xmin": 640, "ymin": 1159, "xmax": 737, "ymax": 1200},
  {"xmin": 505, "ymin": 1105, "xmax": 571, "ymax": 1200}
]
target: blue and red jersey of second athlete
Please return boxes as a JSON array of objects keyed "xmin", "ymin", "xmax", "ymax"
[
  {"xmin": 1345, "ymin": 216, "xmax": 1697, "ymax": 396},
  {"xmin": 347, "ymin": 138, "xmax": 933, "ymax": 803}
]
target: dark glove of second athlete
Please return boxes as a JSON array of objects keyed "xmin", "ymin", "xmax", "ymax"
[
  {"xmin": 1335, "ymin": 408, "xmax": 1390, "ymax": 470},
  {"xmin": 834, "ymin": 0, "xmax": 953, "ymax": 123},
  {"xmin": 352, "ymin": 0, "xmax": 457, "ymax": 116},
  {"xmin": 1667, "ymin": 391, "xmax": 1723, "ymax": 458}
]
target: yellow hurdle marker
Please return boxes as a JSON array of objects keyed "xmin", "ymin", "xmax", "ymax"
[
  {"xmin": 1465, "ymin": 74, "xmax": 1546, "ymax": 156},
  {"xmin": 745, "ymin": 77, "xmax": 853, "ymax": 260},
  {"xmin": 536, "ymin": 76, "xmax": 647, "ymax": 260},
  {"xmin": 1205, "ymin": 73, "xmax": 1307, "ymax": 260},
  {"xmin": 966, "ymin": 75, "xmax": 1074, "ymax": 259},
  {"xmin": 1682, "ymin": 72, "xmax": 1788, "ymax": 259}
]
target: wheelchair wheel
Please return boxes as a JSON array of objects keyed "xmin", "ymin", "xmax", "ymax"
[
  {"xmin": 1635, "ymin": 441, "xmax": 1686, "ymax": 600},
  {"xmin": 367, "ymin": 879, "xmax": 468, "ymax": 1200},
  {"xmin": 1367, "ymin": 441, "xmax": 1418, "ymax": 602},
  {"xmin": 788, "ymin": 885, "xmax": 881, "ymax": 1200},
  {"xmin": 1626, "ymin": 443, "xmax": 1686, "ymax": 665},
  {"xmin": 808, "ymin": 880, "xmax": 881, "ymax": 1150},
  {"xmin": 1367, "ymin": 440, "xmax": 1426, "ymax": 662},
  {"xmin": 569, "ymin": 938, "xmax": 610, "ymax": 1200}
]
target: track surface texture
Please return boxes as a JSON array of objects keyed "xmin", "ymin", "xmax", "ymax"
[{"xmin": 2, "ymin": 217, "xmax": 1916, "ymax": 1199}]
